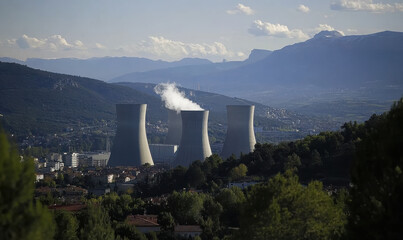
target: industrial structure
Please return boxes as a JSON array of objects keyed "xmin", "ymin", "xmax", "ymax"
[
  {"xmin": 221, "ymin": 105, "xmax": 256, "ymax": 159},
  {"xmin": 108, "ymin": 104, "xmax": 154, "ymax": 166},
  {"xmin": 149, "ymin": 144, "xmax": 178, "ymax": 164},
  {"xmin": 165, "ymin": 110, "xmax": 182, "ymax": 145},
  {"xmin": 173, "ymin": 110, "xmax": 212, "ymax": 167}
]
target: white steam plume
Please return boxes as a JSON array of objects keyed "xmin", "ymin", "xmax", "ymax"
[{"xmin": 154, "ymin": 83, "xmax": 203, "ymax": 113}]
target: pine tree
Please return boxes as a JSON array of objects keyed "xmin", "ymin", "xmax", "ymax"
[
  {"xmin": 54, "ymin": 210, "xmax": 79, "ymax": 240},
  {"xmin": 79, "ymin": 204, "xmax": 114, "ymax": 240},
  {"xmin": 348, "ymin": 98, "xmax": 403, "ymax": 239},
  {"xmin": 237, "ymin": 171, "xmax": 346, "ymax": 240},
  {"xmin": 0, "ymin": 127, "xmax": 55, "ymax": 239}
]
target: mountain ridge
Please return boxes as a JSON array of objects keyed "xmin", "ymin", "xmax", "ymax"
[
  {"xmin": 0, "ymin": 56, "xmax": 213, "ymax": 81},
  {"xmin": 0, "ymin": 62, "xmax": 337, "ymax": 142},
  {"xmin": 110, "ymin": 31, "xmax": 403, "ymax": 122}
]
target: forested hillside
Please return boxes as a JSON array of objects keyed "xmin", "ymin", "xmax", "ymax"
[{"xmin": 0, "ymin": 62, "xmax": 163, "ymax": 135}]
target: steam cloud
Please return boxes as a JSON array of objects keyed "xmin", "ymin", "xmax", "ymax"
[{"xmin": 154, "ymin": 83, "xmax": 203, "ymax": 113}]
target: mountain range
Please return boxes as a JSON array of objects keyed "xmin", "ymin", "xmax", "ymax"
[
  {"xmin": 111, "ymin": 31, "xmax": 403, "ymax": 122},
  {"xmin": 0, "ymin": 62, "xmax": 335, "ymax": 143},
  {"xmin": 2, "ymin": 31, "xmax": 402, "ymax": 123},
  {"xmin": 0, "ymin": 56, "xmax": 212, "ymax": 81}
]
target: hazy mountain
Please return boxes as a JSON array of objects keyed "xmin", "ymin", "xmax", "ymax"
[
  {"xmin": 111, "ymin": 31, "xmax": 403, "ymax": 122},
  {"xmin": 0, "ymin": 57, "xmax": 25, "ymax": 65},
  {"xmin": 0, "ymin": 57, "xmax": 212, "ymax": 81},
  {"xmin": 109, "ymin": 51, "xmax": 261, "ymax": 85},
  {"xmin": 244, "ymin": 49, "xmax": 272, "ymax": 63},
  {"xmin": 0, "ymin": 62, "xmax": 338, "ymax": 142},
  {"xmin": 0, "ymin": 62, "xmax": 164, "ymax": 135}
]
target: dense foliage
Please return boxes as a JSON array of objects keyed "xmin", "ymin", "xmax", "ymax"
[
  {"xmin": 0, "ymin": 128, "xmax": 55, "ymax": 239},
  {"xmin": 348, "ymin": 98, "xmax": 403, "ymax": 239},
  {"xmin": 0, "ymin": 62, "xmax": 164, "ymax": 136},
  {"xmin": 237, "ymin": 171, "xmax": 346, "ymax": 240}
]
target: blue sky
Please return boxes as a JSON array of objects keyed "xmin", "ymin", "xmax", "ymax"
[{"xmin": 0, "ymin": 0, "xmax": 402, "ymax": 62}]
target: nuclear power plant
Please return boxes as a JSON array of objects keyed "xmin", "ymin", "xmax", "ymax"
[
  {"xmin": 221, "ymin": 105, "xmax": 256, "ymax": 159},
  {"xmin": 173, "ymin": 110, "xmax": 212, "ymax": 167},
  {"xmin": 164, "ymin": 110, "xmax": 182, "ymax": 145},
  {"xmin": 108, "ymin": 102, "xmax": 256, "ymax": 168},
  {"xmin": 108, "ymin": 104, "xmax": 154, "ymax": 167}
]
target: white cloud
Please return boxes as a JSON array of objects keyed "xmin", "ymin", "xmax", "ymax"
[
  {"xmin": 316, "ymin": 24, "xmax": 336, "ymax": 32},
  {"xmin": 312, "ymin": 24, "xmax": 345, "ymax": 36},
  {"xmin": 95, "ymin": 43, "xmax": 106, "ymax": 49},
  {"xmin": 248, "ymin": 20, "xmax": 309, "ymax": 39},
  {"xmin": 331, "ymin": 0, "xmax": 403, "ymax": 13},
  {"xmin": 3, "ymin": 34, "xmax": 243, "ymax": 61},
  {"xmin": 227, "ymin": 3, "xmax": 254, "ymax": 15},
  {"xmin": 74, "ymin": 40, "xmax": 84, "ymax": 48},
  {"xmin": 297, "ymin": 4, "xmax": 310, "ymax": 13},
  {"xmin": 396, "ymin": 3, "xmax": 403, "ymax": 11},
  {"xmin": 10, "ymin": 34, "xmax": 86, "ymax": 51},
  {"xmin": 237, "ymin": 52, "xmax": 245, "ymax": 57},
  {"xmin": 131, "ymin": 36, "xmax": 243, "ymax": 60},
  {"xmin": 347, "ymin": 28, "xmax": 358, "ymax": 33}
]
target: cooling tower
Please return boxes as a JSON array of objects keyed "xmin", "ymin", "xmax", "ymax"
[
  {"xmin": 165, "ymin": 110, "xmax": 182, "ymax": 145},
  {"xmin": 173, "ymin": 110, "xmax": 212, "ymax": 167},
  {"xmin": 221, "ymin": 105, "xmax": 256, "ymax": 159},
  {"xmin": 108, "ymin": 104, "xmax": 154, "ymax": 166}
]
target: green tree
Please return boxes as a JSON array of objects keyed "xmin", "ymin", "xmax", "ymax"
[
  {"xmin": 0, "ymin": 128, "xmax": 55, "ymax": 240},
  {"xmin": 186, "ymin": 161, "xmax": 206, "ymax": 188},
  {"xmin": 167, "ymin": 191, "xmax": 204, "ymax": 224},
  {"xmin": 237, "ymin": 171, "xmax": 346, "ymax": 240},
  {"xmin": 114, "ymin": 222, "xmax": 146, "ymax": 240},
  {"xmin": 200, "ymin": 195, "xmax": 223, "ymax": 239},
  {"xmin": 79, "ymin": 204, "xmax": 114, "ymax": 240},
  {"xmin": 158, "ymin": 212, "xmax": 175, "ymax": 232},
  {"xmin": 311, "ymin": 149, "xmax": 322, "ymax": 167},
  {"xmin": 102, "ymin": 193, "xmax": 144, "ymax": 221},
  {"xmin": 284, "ymin": 153, "xmax": 301, "ymax": 171},
  {"xmin": 229, "ymin": 163, "xmax": 248, "ymax": 181},
  {"xmin": 348, "ymin": 98, "xmax": 403, "ymax": 239},
  {"xmin": 216, "ymin": 187, "xmax": 245, "ymax": 227},
  {"xmin": 202, "ymin": 154, "xmax": 223, "ymax": 177},
  {"xmin": 146, "ymin": 232, "xmax": 158, "ymax": 240},
  {"xmin": 54, "ymin": 210, "xmax": 79, "ymax": 240}
]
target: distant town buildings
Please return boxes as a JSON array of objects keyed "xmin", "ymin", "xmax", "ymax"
[
  {"xmin": 64, "ymin": 152, "xmax": 79, "ymax": 168},
  {"xmin": 78, "ymin": 152, "xmax": 110, "ymax": 167}
]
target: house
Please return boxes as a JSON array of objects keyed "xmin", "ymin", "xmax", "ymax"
[
  {"xmin": 126, "ymin": 215, "xmax": 160, "ymax": 233},
  {"xmin": 88, "ymin": 187, "xmax": 110, "ymax": 197},
  {"xmin": 174, "ymin": 225, "xmax": 202, "ymax": 238},
  {"xmin": 48, "ymin": 204, "xmax": 86, "ymax": 212},
  {"xmin": 35, "ymin": 173, "xmax": 44, "ymax": 182}
]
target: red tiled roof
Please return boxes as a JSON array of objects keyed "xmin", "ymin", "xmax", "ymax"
[
  {"xmin": 49, "ymin": 204, "xmax": 87, "ymax": 212},
  {"xmin": 126, "ymin": 215, "xmax": 159, "ymax": 227}
]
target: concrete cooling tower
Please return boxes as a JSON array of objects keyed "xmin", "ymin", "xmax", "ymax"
[
  {"xmin": 108, "ymin": 104, "xmax": 154, "ymax": 167},
  {"xmin": 165, "ymin": 110, "xmax": 182, "ymax": 145},
  {"xmin": 221, "ymin": 105, "xmax": 256, "ymax": 159},
  {"xmin": 173, "ymin": 110, "xmax": 212, "ymax": 167}
]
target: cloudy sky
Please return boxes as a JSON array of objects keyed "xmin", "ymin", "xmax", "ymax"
[{"xmin": 0, "ymin": 0, "xmax": 402, "ymax": 62}]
